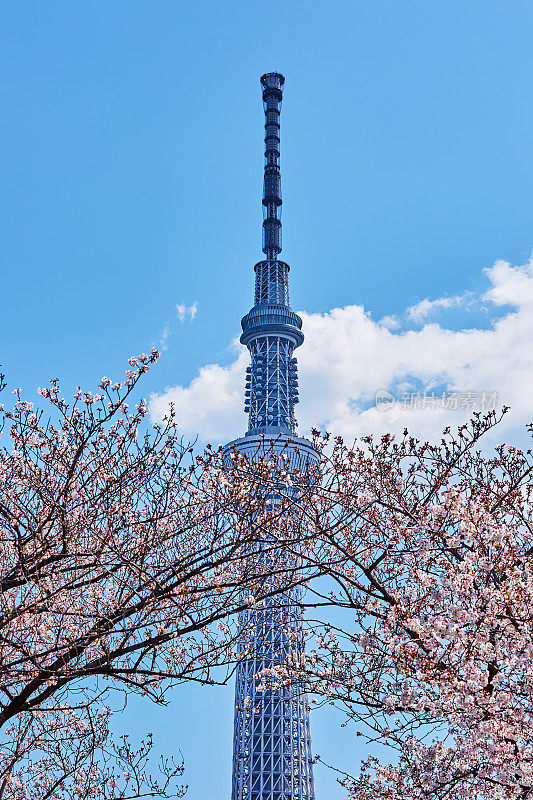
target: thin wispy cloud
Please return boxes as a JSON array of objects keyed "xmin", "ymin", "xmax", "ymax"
[
  {"xmin": 158, "ymin": 321, "xmax": 171, "ymax": 352},
  {"xmin": 406, "ymin": 293, "xmax": 468, "ymax": 323},
  {"xmin": 150, "ymin": 258, "xmax": 533, "ymax": 447},
  {"xmin": 176, "ymin": 301, "xmax": 198, "ymax": 324},
  {"xmin": 153, "ymin": 301, "xmax": 199, "ymax": 353},
  {"xmin": 380, "ymin": 291, "xmax": 472, "ymax": 329}
]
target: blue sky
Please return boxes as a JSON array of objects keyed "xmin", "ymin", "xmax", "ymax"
[{"xmin": 2, "ymin": 1, "xmax": 533, "ymax": 797}]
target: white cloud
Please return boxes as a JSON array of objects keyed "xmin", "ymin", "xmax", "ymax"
[
  {"xmin": 378, "ymin": 314, "xmax": 401, "ymax": 330},
  {"xmin": 150, "ymin": 258, "xmax": 533, "ymax": 447},
  {"xmin": 483, "ymin": 259, "xmax": 533, "ymax": 309},
  {"xmin": 176, "ymin": 301, "xmax": 198, "ymax": 324},
  {"xmin": 150, "ymin": 345, "xmax": 248, "ymax": 444},
  {"xmin": 406, "ymin": 293, "xmax": 466, "ymax": 323}
]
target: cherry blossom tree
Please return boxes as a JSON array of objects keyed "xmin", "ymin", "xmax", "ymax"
[
  {"xmin": 0, "ymin": 352, "xmax": 313, "ymax": 799},
  {"xmin": 258, "ymin": 411, "xmax": 533, "ymax": 800},
  {"xmin": 6, "ymin": 349, "xmax": 532, "ymax": 800}
]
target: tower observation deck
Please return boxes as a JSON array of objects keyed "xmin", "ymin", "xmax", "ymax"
[{"xmin": 224, "ymin": 73, "xmax": 318, "ymax": 800}]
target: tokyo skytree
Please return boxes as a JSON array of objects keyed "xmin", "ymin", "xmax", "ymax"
[{"xmin": 224, "ymin": 73, "xmax": 318, "ymax": 800}]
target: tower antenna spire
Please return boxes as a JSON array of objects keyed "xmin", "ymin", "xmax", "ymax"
[{"xmin": 261, "ymin": 72, "xmax": 284, "ymax": 260}]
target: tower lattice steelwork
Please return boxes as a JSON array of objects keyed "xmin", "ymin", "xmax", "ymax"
[{"xmin": 225, "ymin": 73, "xmax": 318, "ymax": 800}]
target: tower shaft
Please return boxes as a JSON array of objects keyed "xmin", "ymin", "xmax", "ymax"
[{"xmin": 225, "ymin": 74, "xmax": 317, "ymax": 800}]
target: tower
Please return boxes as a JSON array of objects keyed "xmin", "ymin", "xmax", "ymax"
[{"xmin": 225, "ymin": 73, "xmax": 318, "ymax": 800}]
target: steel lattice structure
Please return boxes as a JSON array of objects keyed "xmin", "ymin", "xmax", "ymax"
[{"xmin": 224, "ymin": 73, "xmax": 318, "ymax": 800}]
